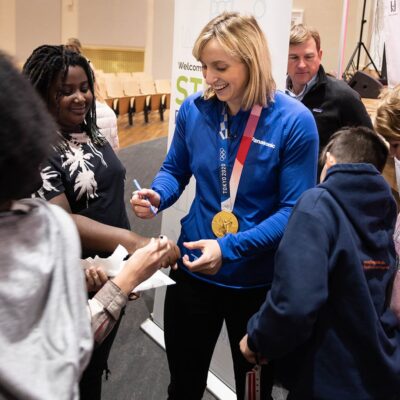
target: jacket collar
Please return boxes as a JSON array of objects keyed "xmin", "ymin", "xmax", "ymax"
[
  {"xmin": 286, "ymin": 64, "xmax": 328, "ymax": 94},
  {"xmin": 314, "ymin": 65, "xmax": 328, "ymax": 86},
  {"xmin": 194, "ymin": 94, "xmax": 222, "ymax": 129}
]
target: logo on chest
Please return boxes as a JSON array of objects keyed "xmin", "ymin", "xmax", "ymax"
[
  {"xmin": 363, "ymin": 260, "xmax": 389, "ymax": 270},
  {"xmin": 252, "ymin": 137, "xmax": 275, "ymax": 149}
]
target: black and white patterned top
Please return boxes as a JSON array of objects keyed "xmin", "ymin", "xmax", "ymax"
[{"xmin": 37, "ymin": 132, "xmax": 130, "ymax": 258}]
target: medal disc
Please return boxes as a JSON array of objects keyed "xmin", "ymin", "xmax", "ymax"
[{"xmin": 211, "ymin": 210, "xmax": 239, "ymax": 237}]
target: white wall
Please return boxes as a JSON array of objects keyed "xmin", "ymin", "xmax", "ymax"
[
  {"xmin": 0, "ymin": 0, "xmax": 16, "ymax": 55},
  {"xmin": 16, "ymin": 0, "xmax": 61, "ymax": 63},
  {"xmin": 151, "ymin": 0, "xmax": 174, "ymax": 79},
  {"xmin": 2, "ymin": 0, "xmax": 148, "ymax": 66},
  {"xmin": 61, "ymin": 0, "xmax": 79, "ymax": 44},
  {"xmin": 79, "ymin": 0, "xmax": 147, "ymax": 48}
]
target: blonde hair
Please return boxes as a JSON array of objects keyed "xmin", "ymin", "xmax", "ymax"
[
  {"xmin": 192, "ymin": 11, "xmax": 276, "ymax": 110},
  {"xmin": 290, "ymin": 24, "xmax": 321, "ymax": 52},
  {"xmin": 374, "ymin": 85, "xmax": 400, "ymax": 141}
]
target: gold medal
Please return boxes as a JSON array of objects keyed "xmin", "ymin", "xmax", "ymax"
[{"xmin": 211, "ymin": 210, "xmax": 239, "ymax": 237}]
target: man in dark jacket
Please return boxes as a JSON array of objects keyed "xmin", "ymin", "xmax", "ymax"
[
  {"xmin": 240, "ymin": 127, "xmax": 400, "ymax": 400},
  {"xmin": 286, "ymin": 24, "xmax": 373, "ymax": 178}
]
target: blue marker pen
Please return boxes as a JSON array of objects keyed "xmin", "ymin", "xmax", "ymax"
[{"xmin": 133, "ymin": 179, "xmax": 157, "ymax": 215}]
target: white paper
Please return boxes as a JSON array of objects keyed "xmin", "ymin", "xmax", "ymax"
[
  {"xmin": 133, "ymin": 270, "xmax": 175, "ymax": 292},
  {"xmin": 81, "ymin": 244, "xmax": 128, "ymax": 277},
  {"xmin": 81, "ymin": 245, "xmax": 176, "ymax": 292}
]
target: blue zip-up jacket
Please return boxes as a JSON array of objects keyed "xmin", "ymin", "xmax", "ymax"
[
  {"xmin": 152, "ymin": 91, "xmax": 318, "ymax": 288},
  {"xmin": 247, "ymin": 164, "xmax": 400, "ymax": 399}
]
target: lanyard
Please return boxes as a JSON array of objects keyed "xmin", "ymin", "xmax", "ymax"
[{"xmin": 218, "ymin": 103, "xmax": 262, "ymax": 212}]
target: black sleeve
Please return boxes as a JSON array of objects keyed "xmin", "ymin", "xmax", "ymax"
[{"xmin": 340, "ymin": 89, "xmax": 373, "ymax": 130}]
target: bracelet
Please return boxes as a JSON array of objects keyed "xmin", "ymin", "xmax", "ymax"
[{"xmin": 128, "ymin": 292, "xmax": 140, "ymax": 301}]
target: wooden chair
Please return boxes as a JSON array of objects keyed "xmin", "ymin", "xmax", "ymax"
[
  {"xmin": 116, "ymin": 72, "xmax": 133, "ymax": 80},
  {"xmin": 132, "ymin": 72, "xmax": 152, "ymax": 81},
  {"xmin": 123, "ymin": 79, "xmax": 149, "ymax": 124},
  {"xmin": 139, "ymin": 79, "xmax": 165, "ymax": 121},
  {"xmin": 103, "ymin": 76, "xmax": 130, "ymax": 118},
  {"xmin": 96, "ymin": 78, "xmax": 109, "ymax": 101},
  {"xmin": 154, "ymin": 79, "xmax": 171, "ymax": 93},
  {"xmin": 155, "ymin": 79, "xmax": 171, "ymax": 111}
]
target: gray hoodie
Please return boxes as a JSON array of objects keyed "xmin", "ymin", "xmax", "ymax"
[{"xmin": 0, "ymin": 199, "xmax": 92, "ymax": 400}]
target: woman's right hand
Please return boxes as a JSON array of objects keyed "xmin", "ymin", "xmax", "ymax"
[
  {"xmin": 128, "ymin": 235, "xmax": 180, "ymax": 275},
  {"xmin": 112, "ymin": 236, "xmax": 180, "ymax": 295},
  {"xmin": 130, "ymin": 188, "xmax": 161, "ymax": 219}
]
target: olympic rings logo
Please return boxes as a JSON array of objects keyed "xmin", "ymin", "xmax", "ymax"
[{"xmin": 219, "ymin": 148, "xmax": 226, "ymax": 161}]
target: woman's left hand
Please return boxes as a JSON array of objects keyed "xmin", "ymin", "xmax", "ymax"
[
  {"xmin": 182, "ymin": 239, "xmax": 222, "ymax": 275},
  {"xmin": 85, "ymin": 266, "xmax": 109, "ymax": 292}
]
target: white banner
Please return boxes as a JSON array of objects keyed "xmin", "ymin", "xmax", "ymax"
[{"xmin": 149, "ymin": 1, "xmax": 293, "ymax": 397}]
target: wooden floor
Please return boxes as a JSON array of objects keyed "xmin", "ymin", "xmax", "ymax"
[{"xmin": 117, "ymin": 109, "xmax": 170, "ymax": 149}]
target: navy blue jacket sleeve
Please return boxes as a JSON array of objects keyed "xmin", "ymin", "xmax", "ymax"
[{"xmin": 247, "ymin": 197, "xmax": 329, "ymax": 359}]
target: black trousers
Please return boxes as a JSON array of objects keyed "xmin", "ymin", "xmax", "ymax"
[
  {"xmin": 164, "ymin": 268, "xmax": 273, "ymax": 400},
  {"xmin": 79, "ymin": 309, "xmax": 124, "ymax": 400}
]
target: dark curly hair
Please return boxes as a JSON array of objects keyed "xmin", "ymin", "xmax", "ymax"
[
  {"xmin": 22, "ymin": 44, "xmax": 106, "ymax": 146},
  {"xmin": 0, "ymin": 51, "xmax": 58, "ymax": 203}
]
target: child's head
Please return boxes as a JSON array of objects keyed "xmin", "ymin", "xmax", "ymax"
[
  {"xmin": 320, "ymin": 126, "xmax": 388, "ymax": 182},
  {"xmin": 23, "ymin": 45, "xmax": 104, "ymax": 144},
  {"xmin": 0, "ymin": 51, "xmax": 57, "ymax": 206}
]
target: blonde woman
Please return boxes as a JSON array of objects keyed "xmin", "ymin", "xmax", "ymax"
[{"xmin": 131, "ymin": 12, "xmax": 319, "ymax": 399}]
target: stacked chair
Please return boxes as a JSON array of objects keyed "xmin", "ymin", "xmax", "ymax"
[
  {"xmin": 155, "ymin": 79, "xmax": 172, "ymax": 120},
  {"xmin": 97, "ymin": 71, "xmax": 171, "ymax": 125},
  {"xmin": 122, "ymin": 79, "xmax": 148, "ymax": 124},
  {"xmin": 103, "ymin": 73, "xmax": 130, "ymax": 119}
]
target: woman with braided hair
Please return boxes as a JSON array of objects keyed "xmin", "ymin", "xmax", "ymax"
[
  {"xmin": 23, "ymin": 45, "xmax": 145, "ymax": 258},
  {"xmin": 23, "ymin": 44, "xmax": 179, "ymax": 400}
]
